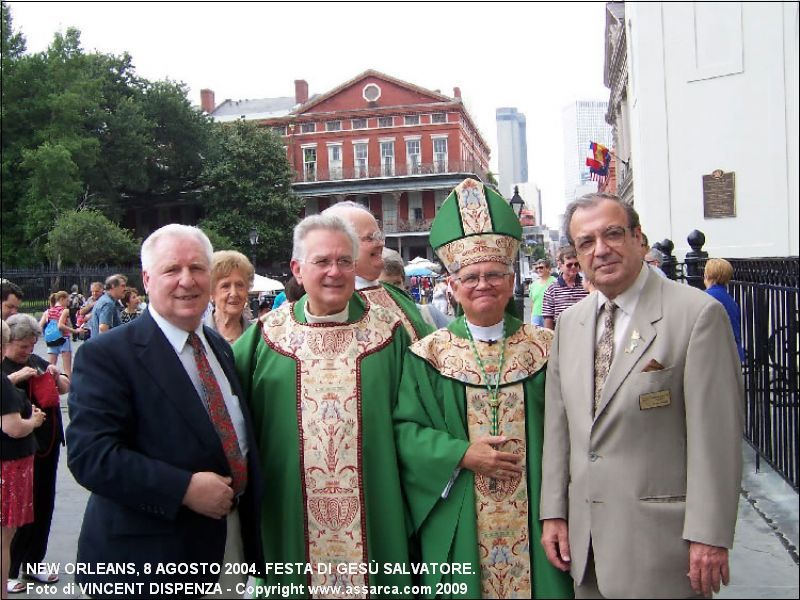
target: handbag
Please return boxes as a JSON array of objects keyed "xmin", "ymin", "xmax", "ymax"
[
  {"xmin": 29, "ymin": 372, "xmax": 60, "ymax": 409},
  {"xmin": 44, "ymin": 319, "xmax": 65, "ymax": 347}
]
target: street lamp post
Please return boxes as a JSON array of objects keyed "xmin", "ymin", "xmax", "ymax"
[
  {"xmin": 508, "ymin": 186, "xmax": 525, "ymax": 297},
  {"xmin": 249, "ymin": 228, "xmax": 259, "ymax": 271}
]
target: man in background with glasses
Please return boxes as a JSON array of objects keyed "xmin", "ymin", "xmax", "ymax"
[
  {"xmin": 529, "ymin": 259, "xmax": 557, "ymax": 327},
  {"xmin": 234, "ymin": 214, "xmax": 412, "ymax": 595},
  {"xmin": 540, "ymin": 193, "xmax": 743, "ymax": 598},
  {"xmin": 323, "ymin": 201, "xmax": 432, "ymax": 342},
  {"xmin": 542, "ymin": 246, "xmax": 589, "ymax": 330}
]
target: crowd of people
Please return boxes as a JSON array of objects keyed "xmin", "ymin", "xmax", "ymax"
[{"xmin": 0, "ymin": 182, "xmax": 747, "ymax": 600}]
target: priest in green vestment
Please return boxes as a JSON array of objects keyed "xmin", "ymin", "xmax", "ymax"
[
  {"xmin": 323, "ymin": 201, "xmax": 432, "ymax": 342},
  {"xmin": 234, "ymin": 214, "xmax": 412, "ymax": 598},
  {"xmin": 393, "ymin": 178, "xmax": 574, "ymax": 599}
]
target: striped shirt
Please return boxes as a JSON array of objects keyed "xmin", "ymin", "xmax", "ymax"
[{"xmin": 541, "ymin": 275, "xmax": 589, "ymax": 323}]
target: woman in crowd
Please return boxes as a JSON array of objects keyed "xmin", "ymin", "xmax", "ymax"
[
  {"xmin": 528, "ymin": 259, "xmax": 556, "ymax": 327},
  {"xmin": 1, "ymin": 320, "xmax": 45, "ymax": 598},
  {"xmin": 119, "ymin": 288, "xmax": 142, "ymax": 324},
  {"xmin": 704, "ymin": 258, "xmax": 745, "ymax": 362},
  {"xmin": 39, "ymin": 291, "xmax": 81, "ymax": 379},
  {"xmin": 2, "ymin": 315, "xmax": 68, "ymax": 594},
  {"xmin": 203, "ymin": 250, "xmax": 254, "ymax": 344}
]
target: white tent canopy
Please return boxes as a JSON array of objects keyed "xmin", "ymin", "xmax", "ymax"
[
  {"xmin": 407, "ymin": 256, "xmax": 441, "ymax": 272},
  {"xmin": 250, "ymin": 274, "xmax": 284, "ymax": 293}
]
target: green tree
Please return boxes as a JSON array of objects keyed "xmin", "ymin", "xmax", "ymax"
[
  {"xmin": 1, "ymin": 2, "xmax": 216, "ymax": 265},
  {"xmin": 199, "ymin": 120, "xmax": 302, "ymax": 264},
  {"xmin": 46, "ymin": 210, "xmax": 139, "ymax": 266},
  {"xmin": 200, "ymin": 226, "xmax": 235, "ymax": 252}
]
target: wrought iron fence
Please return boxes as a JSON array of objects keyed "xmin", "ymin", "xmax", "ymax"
[
  {"xmin": 1, "ymin": 265, "xmax": 142, "ymax": 313},
  {"xmin": 655, "ymin": 234, "xmax": 799, "ymax": 490}
]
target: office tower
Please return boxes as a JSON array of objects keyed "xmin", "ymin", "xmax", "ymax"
[
  {"xmin": 562, "ymin": 100, "xmax": 613, "ymax": 202},
  {"xmin": 496, "ymin": 107, "xmax": 529, "ymax": 199}
]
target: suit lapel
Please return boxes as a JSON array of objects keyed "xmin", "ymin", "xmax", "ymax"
[
  {"xmin": 575, "ymin": 294, "xmax": 599, "ymax": 421},
  {"xmin": 594, "ymin": 271, "xmax": 663, "ymax": 421},
  {"xmin": 133, "ymin": 311, "xmax": 222, "ymax": 449}
]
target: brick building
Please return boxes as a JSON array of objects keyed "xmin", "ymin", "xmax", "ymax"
[{"xmin": 203, "ymin": 70, "xmax": 492, "ymax": 261}]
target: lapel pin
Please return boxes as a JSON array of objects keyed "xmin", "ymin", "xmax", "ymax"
[{"xmin": 625, "ymin": 329, "xmax": 641, "ymax": 354}]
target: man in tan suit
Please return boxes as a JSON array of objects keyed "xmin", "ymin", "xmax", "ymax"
[{"xmin": 540, "ymin": 193, "xmax": 743, "ymax": 598}]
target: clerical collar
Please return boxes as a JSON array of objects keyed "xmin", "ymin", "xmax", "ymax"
[
  {"xmin": 355, "ymin": 276, "xmax": 379, "ymax": 290},
  {"xmin": 466, "ymin": 318, "xmax": 504, "ymax": 343},
  {"xmin": 304, "ymin": 303, "xmax": 349, "ymax": 324}
]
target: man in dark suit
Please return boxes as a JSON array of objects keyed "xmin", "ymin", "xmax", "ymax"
[{"xmin": 67, "ymin": 224, "xmax": 263, "ymax": 598}]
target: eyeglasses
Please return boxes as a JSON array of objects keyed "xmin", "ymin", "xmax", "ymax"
[
  {"xmin": 360, "ymin": 230, "xmax": 384, "ymax": 244},
  {"xmin": 454, "ymin": 271, "xmax": 510, "ymax": 289},
  {"xmin": 304, "ymin": 257, "xmax": 356, "ymax": 272},
  {"xmin": 535, "ymin": 266, "xmax": 547, "ymax": 271},
  {"xmin": 562, "ymin": 261, "xmax": 581, "ymax": 269},
  {"xmin": 573, "ymin": 226, "xmax": 631, "ymax": 256}
]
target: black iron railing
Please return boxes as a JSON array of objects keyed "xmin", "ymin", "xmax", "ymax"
[
  {"xmin": 655, "ymin": 234, "xmax": 799, "ymax": 490},
  {"xmin": 1, "ymin": 265, "xmax": 143, "ymax": 313}
]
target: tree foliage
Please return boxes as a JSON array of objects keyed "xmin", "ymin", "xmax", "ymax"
[
  {"xmin": 1, "ymin": 2, "xmax": 297, "ymax": 269},
  {"xmin": 199, "ymin": 120, "xmax": 302, "ymax": 265},
  {"xmin": 46, "ymin": 210, "xmax": 139, "ymax": 266}
]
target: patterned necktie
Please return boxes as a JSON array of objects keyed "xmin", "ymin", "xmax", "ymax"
[
  {"xmin": 187, "ymin": 332, "xmax": 247, "ymax": 495},
  {"xmin": 593, "ymin": 301, "xmax": 618, "ymax": 416}
]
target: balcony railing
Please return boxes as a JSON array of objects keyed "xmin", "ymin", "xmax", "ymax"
[
  {"xmin": 294, "ymin": 160, "xmax": 487, "ymax": 183},
  {"xmin": 382, "ymin": 218, "xmax": 434, "ymax": 234}
]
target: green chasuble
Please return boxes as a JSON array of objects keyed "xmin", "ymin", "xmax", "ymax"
[
  {"xmin": 359, "ymin": 282, "xmax": 433, "ymax": 343},
  {"xmin": 394, "ymin": 315, "xmax": 573, "ymax": 599},
  {"xmin": 234, "ymin": 294, "xmax": 412, "ymax": 598}
]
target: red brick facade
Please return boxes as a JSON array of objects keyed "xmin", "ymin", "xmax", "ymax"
[{"xmin": 210, "ymin": 70, "xmax": 492, "ymax": 261}]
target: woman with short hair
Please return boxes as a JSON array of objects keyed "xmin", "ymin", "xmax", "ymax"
[
  {"xmin": 119, "ymin": 288, "xmax": 142, "ymax": 324},
  {"xmin": 2, "ymin": 319, "xmax": 46, "ymax": 598},
  {"xmin": 2, "ymin": 314, "xmax": 68, "ymax": 593},
  {"xmin": 204, "ymin": 250, "xmax": 254, "ymax": 344},
  {"xmin": 704, "ymin": 258, "xmax": 744, "ymax": 362}
]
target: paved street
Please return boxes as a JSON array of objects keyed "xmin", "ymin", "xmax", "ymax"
[{"xmin": 9, "ymin": 330, "xmax": 799, "ymax": 599}]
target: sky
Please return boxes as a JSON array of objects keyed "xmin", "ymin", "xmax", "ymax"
[{"xmin": 7, "ymin": 1, "xmax": 611, "ymax": 228}]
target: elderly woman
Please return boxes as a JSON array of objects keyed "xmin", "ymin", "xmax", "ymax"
[
  {"xmin": 2, "ymin": 320, "xmax": 45, "ymax": 598},
  {"xmin": 204, "ymin": 250, "xmax": 254, "ymax": 344},
  {"xmin": 2, "ymin": 314, "xmax": 68, "ymax": 594},
  {"xmin": 393, "ymin": 180, "xmax": 573, "ymax": 598},
  {"xmin": 704, "ymin": 258, "xmax": 744, "ymax": 362}
]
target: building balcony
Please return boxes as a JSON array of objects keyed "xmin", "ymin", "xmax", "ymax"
[
  {"xmin": 295, "ymin": 160, "xmax": 484, "ymax": 184},
  {"xmin": 382, "ymin": 218, "xmax": 434, "ymax": 234},
  {"xmin": 292, "ymin": 160, "xmax": 489, "ymax": 197}
]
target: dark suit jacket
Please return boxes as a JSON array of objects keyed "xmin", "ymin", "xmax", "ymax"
[{"xmin": 67, "ymin": 309, "xmax": 264, "ymax": 597}]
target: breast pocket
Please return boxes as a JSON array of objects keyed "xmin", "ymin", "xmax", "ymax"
[{"xmin": 632, "ymin": 367, "xmax": 676, "ymax": 410}]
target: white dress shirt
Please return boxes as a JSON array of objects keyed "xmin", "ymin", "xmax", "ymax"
[
  {"xmin": 595, "ymin": 263, "xmax": 650, "ymax": 359},
  {"xmin": 355, "ymin": 276, "xmax": 379, "ymax": 290},
  {"xmin": 149, "ymin": 306, "xmax": 248, "ymax": 458}
]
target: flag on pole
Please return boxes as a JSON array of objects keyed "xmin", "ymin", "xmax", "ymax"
[{"xmin": 586, "ymin": 141, "xmax": 611, "ymax": 181}]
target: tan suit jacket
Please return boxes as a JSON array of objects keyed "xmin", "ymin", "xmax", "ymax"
[{"xmin": 541, "ymin": 268, "xmax": 743, "ymax": 598}]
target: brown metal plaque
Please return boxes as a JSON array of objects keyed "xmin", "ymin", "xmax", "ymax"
[{"xmin": 702, "ymin": 169, "xmax": 736, "ymax": 218}]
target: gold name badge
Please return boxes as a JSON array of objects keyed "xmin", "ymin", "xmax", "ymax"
[{"xmin": 639, "ymin": 390, "xmax": 671, "ymax": 410}]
